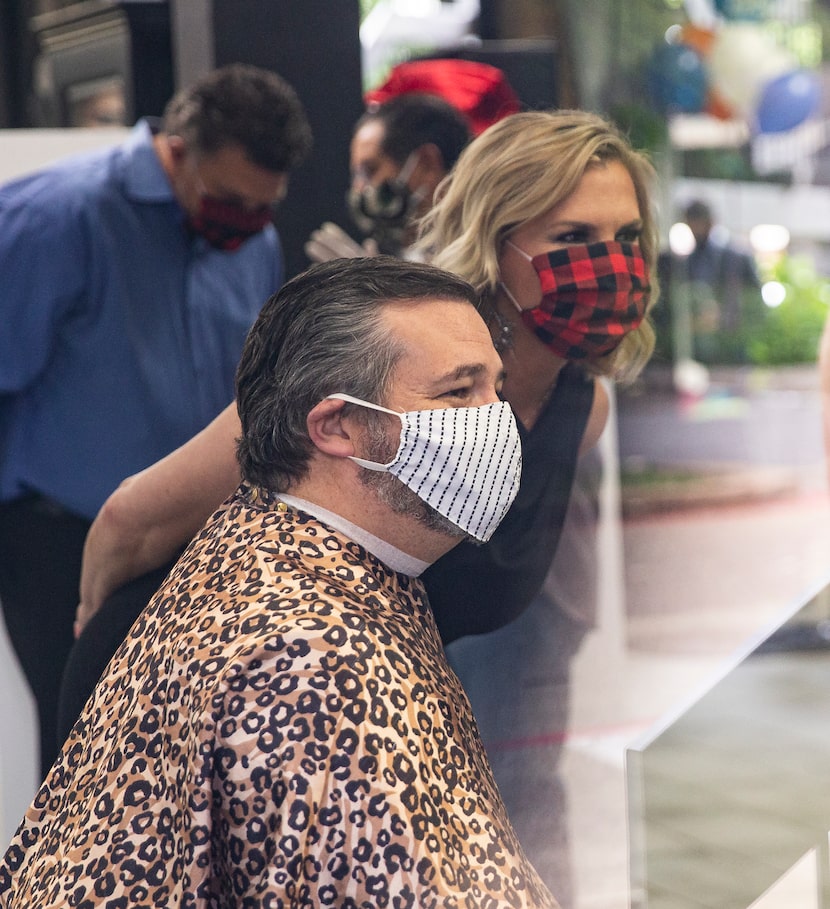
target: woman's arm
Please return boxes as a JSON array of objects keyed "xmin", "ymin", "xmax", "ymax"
[{"xmin": 76, "ymin": 403, "xmax": 242, "ymax": 633}]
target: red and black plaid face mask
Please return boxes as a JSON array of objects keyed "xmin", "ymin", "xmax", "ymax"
[
  {"xmin": 187, "ymin": 196, "xmax": 273, "ymax": 251},
  {"xmin": 506, "ymin": 240, "xmax": 650, "ymax": 359}
]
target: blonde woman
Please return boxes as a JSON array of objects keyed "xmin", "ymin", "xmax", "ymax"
[
  {"xmin": 418, "ymin": 109, "xmax": 658, "ymax": 642},
  {"xmin": 414, "ymin": 109, "xmax": 658, "ymax": 904}
]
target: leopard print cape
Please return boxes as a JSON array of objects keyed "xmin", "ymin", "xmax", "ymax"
[{"xmin": 0, "ymin": 486, "xmax": 558, "ymax": 908}]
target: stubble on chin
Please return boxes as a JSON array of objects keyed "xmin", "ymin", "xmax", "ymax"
[{"xmin": 357, "ymin": 417, "xmax": 470, "ymax": 542}]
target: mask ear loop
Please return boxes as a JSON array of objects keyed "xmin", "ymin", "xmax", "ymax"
[
  {"xmin": 505, "ymin": 238, "xmax": 532, "ymax": 262},
  {"xmin": 326, "ymin": 393, "xmax": 403, "ymax": 471},
  {"xmin": 394, "ymin": 150, "xmax": 420, "ymax": 187},
  {"xmin": 498, "ymin": 280, "xmax": 524, "ymax": 315},
  {"xmin": 499, "ymin": 238, "xmax": 535, "ymax": 314},
  {"xmin": 327, "ymin": 392, "xmax": 400, "ymax": 416},
  {"xmin": 394, "ymin": 150, "xmax": 428, "ymax": 212},
  {"xmin": 361, "ymin": 151, "xmax": 423, "ymax": 223}
]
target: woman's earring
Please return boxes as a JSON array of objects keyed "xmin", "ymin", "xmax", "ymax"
[{"xmin": 490, "ymin": 309, "xmax": 514, "ymax": 353}]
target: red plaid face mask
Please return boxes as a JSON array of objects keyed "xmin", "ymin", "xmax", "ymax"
[
  {"xmin": 187, "ymin": 196, "xmax": 273, "ymax": 251},
  {"xmin": 505, "ymin": 240, "xmax": 650, "ymax": 359}
]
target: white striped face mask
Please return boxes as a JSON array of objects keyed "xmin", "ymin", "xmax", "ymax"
[{"xmin": 328, "ymin": 393, "xmax": 522, "ymax": 542}]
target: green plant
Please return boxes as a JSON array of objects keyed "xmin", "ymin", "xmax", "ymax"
[
  {"xmin": 610, "ymin": 102, "xmax": 669, "ymax": 155},
  {"xmin": 747, "ymin": 254, "xmax": 830, "ymax": 365}
]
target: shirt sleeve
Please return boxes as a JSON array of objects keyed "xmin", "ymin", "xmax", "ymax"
[{"xmin": 0, "ymin": 190, "xmax": 88, "ymax": 393}]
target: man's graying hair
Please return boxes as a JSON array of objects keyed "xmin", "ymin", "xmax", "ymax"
[
  {"xmin": 161, "ymin": 63, "xmax": 312, "ymax": 173},
  {"xmin": 235, "ymin": 256, "xmax": 480, "ymax": 492}
]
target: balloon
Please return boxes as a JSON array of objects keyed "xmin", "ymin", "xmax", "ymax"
[
  {"xmin": 756, "ymin": 69, "xmax": 821, "ymax": 133},
  {"xmin": 645, "ymin": 42, "xmax": 708, "ymax": 115},
  {"xmin": 679, "ymin": 23, "xmax": 716, "ymax": 57},
  {"xmin": 714, "ymin": 0, "xmax": 769, "ymax": 20},
  {"xmin": 706, "ymin": 90, "xmax": 736, "ymax": 121},
  {"xmin": 679, "ymin": 24, "xmax": 736, "ymax": 120},
  {"xmin": 709, "ymin": 23, "xmax": 793, "ymax": 116}
]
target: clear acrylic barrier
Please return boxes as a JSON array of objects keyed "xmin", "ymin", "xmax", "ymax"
[{"xmin": 627, "ymin": 574, "xmax": 830, "ymax": 909}]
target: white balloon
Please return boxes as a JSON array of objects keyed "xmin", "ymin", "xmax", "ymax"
[{"xmin": 709, "ymin": 23, "xmax": 794, "ymax": 115}]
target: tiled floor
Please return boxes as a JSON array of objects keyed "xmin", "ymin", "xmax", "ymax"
[{"xmin": 627, "ymin": 646, "xmax": 830, "ymax": 909}]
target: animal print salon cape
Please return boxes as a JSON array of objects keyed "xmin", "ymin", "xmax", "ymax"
[{"xmin": 0, "ymin": 486, "xmax": 558, "ymax": 908}]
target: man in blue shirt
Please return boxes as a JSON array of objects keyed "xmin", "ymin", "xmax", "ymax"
[{"xmin": 0, "ymin": 63, "xmax": 312, "ymax": 779}]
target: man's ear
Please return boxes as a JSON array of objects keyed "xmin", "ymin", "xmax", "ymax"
[
  {"xmin": 417, "ymin": 142, "xmax": 446, "ymax": 180},
  {"xmin": 414, "ymin": 142, "xmax": 448, "ymax": 202},
  {"xmin": 167, "ymin": 135, "xmax": 187, "ymax": 165},
  {"xmin": 306, "ymin": 397, "xmax": 358, "ymax": 458}
]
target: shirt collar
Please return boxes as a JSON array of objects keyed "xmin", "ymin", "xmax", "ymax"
[
  {"xmin": 121, "ymin": 118, "xmax": 177, "ymax": 204},
  {"xmin": 276, "ymin": 493, "xmax": 431, "ymax": 578}
]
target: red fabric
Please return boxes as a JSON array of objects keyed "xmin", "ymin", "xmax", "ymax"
[
  {"xmin": 523, "ymin": 241, "xmax": 651, "ymax": 359},
  {"xmin": 365, "ymin": 59, "xmax": 521, "ymax": 134}
]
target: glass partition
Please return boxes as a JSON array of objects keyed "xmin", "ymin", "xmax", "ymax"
[{"xmin": 627, "ymin": 573, "xmax": 830, "ymax": 909}]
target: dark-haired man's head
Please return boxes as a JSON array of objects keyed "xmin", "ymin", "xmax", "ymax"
[
  {"xmin": 234, "ymin": 255, "xmax": 515, "ymax": 556},
  {"xmin": 683, "ymin": 199, "xmax": 713, "ymax": 248},
  {"xmin": 347, "ymin": 94, "xmax": 472, "ymax": 253},
  {"xmin": 157, "ymin": 64, "xmax": 313, "ymax": 250}
]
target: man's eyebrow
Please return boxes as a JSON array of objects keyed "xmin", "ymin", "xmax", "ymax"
[
  {"xmin": 434, "ymin": 364, "xmax": 483, "ymax": 384},
  {"xmin": 430, "ymin": 364, "xmax": 506, "ymax": 386}
]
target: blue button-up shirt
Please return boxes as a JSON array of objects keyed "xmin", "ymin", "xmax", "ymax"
[{"xmin": 0, "ymin": 120, "xmax": 284, "ymax": 519}]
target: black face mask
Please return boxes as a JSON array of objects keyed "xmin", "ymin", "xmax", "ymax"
[{"xmin": 346, "ymin": 153, "xmax": 424, "ymax": 253}]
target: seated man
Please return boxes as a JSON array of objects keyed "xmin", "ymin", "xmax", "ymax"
[{"xmin": 0, "ymin": 257, "xmax": 557, "ymax": 908}]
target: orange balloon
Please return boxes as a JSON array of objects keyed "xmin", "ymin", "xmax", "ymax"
[
  {"xmin": 706, "ymin": 89, "xmax": 735, "ymax": 120},
  {"xmin": 681, "ymin": 24, "xmax": 735, "ymax": 119},
  {"xmin": 680, "ymin": 24, "xmax": 716, "ymax": 57}
]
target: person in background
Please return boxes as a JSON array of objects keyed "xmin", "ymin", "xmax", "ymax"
[
  {"xmin": 0, "ymin": 63, "xmax": 312, "ymax": 779},
  {"xmin": 305, "ymin": 56, "xmax": 519, "ymax": 263},
  {"xmin": 0, "ymin": 256, "xmax": 559, "ymax": 909},
  {"xmin": 655, "ymin": 198, "xmax": 762, "ymax": 365},
  {"xmin": 69, "ymin": 109, "xmax": 658, "ymax": 905},
  {"xmin": 305, "ymin": 91, "xmax": 472, "ymax": 261}
]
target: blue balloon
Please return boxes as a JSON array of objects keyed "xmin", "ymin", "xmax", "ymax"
[
  {"xmin": 756, "ymin": 69, "xmax": 821, "ymax": 133},
  {"xmin": 714, "ymin": 0, "xmax": 768, "ymax": 20},
  {"xmin": 645, "ymin": 43, "xmax": 708, "ymax": 115}
]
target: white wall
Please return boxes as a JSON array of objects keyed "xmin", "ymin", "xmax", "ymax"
[{"xmin": 0, "ymin": 127, "xmax": 128, "ymax": 182}]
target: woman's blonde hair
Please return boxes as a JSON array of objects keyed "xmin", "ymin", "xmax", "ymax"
[{"xmin": 416, "ymin": 109, "xmax": 659, "ymax": 382}]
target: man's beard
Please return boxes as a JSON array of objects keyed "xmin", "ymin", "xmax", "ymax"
[{"xmin": 357, "ymin": 414, "xmax": 473, "ymax": 543}]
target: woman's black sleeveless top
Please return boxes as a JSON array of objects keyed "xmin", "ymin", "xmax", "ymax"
[{"xmin": 424, "ymin": 363, "xmax": 595, "ymax": 644}]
